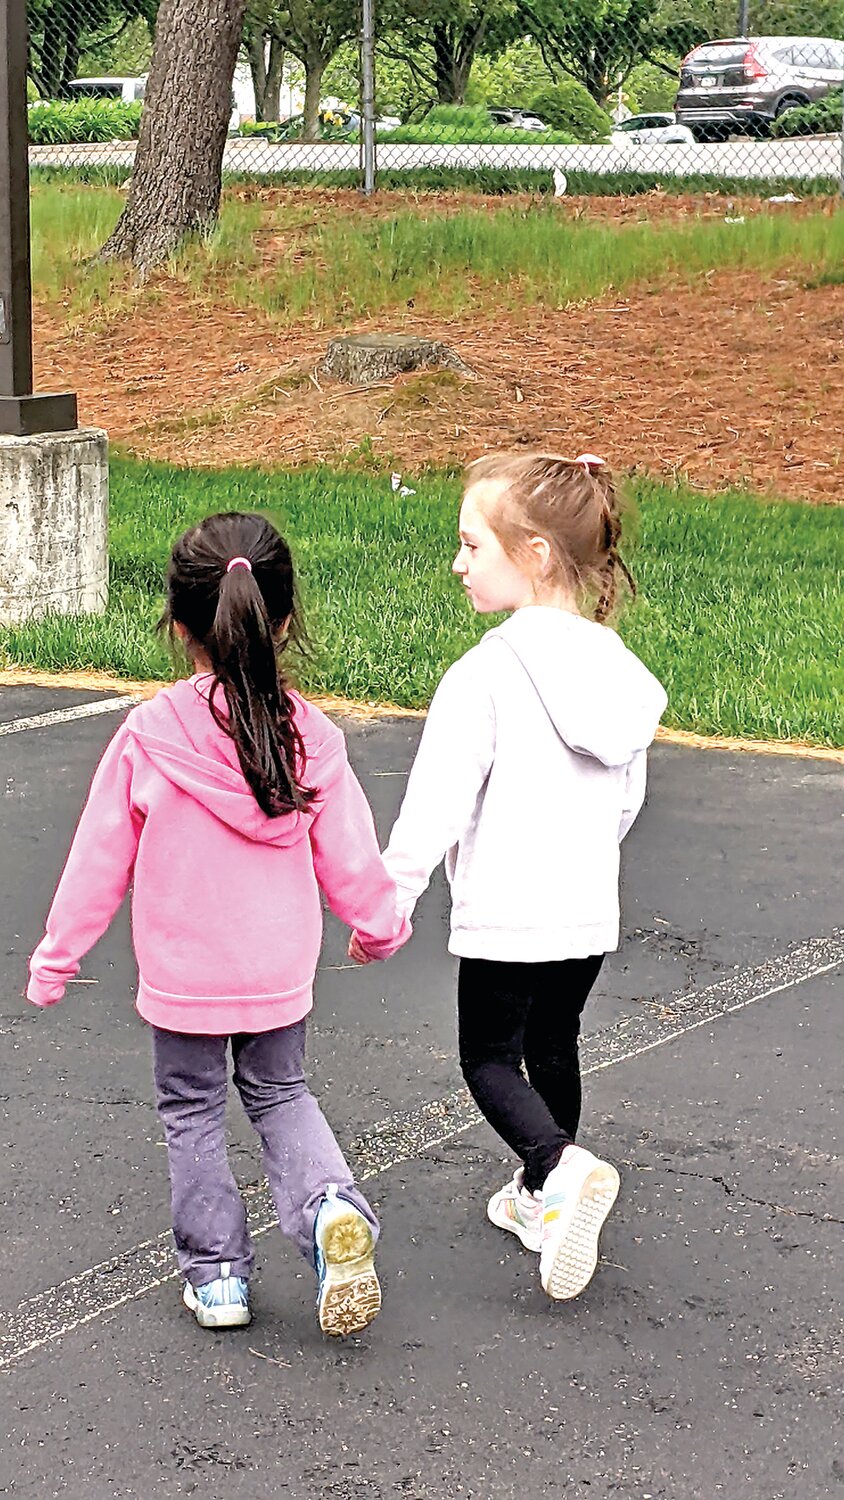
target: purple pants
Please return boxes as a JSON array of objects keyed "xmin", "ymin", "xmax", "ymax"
[{"xmin": 151, "ymin": 1019, "xmax": 378, "ymax": 1287}]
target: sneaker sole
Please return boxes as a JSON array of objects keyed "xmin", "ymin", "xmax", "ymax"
[
  {"xmin": 182, "ymin": 1283, "xmax": 252, "ymax": 1329},
  {"xmin": 542, "ymin": 1163, "xmax": 620, "ymax": 1301},
  {"xmin": 317, "ymin": 1210, "xmax": 381, "ymax": 1337},
  {"xmin": 487, "ymin": 1198, "xmax": 541, "ymax": 1254}
]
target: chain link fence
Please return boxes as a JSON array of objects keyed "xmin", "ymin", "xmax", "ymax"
[{"xmin": 26, "ymin": 0, "xmax": 844, "ymax": 195}]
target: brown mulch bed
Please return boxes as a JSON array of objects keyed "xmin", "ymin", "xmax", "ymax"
[{"xmin": 32, "ymin": 193, "xmax": 843, "ymax": 501}]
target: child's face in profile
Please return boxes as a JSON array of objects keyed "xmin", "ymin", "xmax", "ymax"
[{"xmin": 453, "ymin": 483, "xmax": 541, "ymax": 615}]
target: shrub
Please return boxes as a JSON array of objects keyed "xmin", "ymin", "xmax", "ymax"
[
  {"xmin": 772, "ymin": 88, "xmax": 843, "ymax": 137},
  {"xmin": 27, "ymin": 99, "xmax": 142, "ymax": 144},
  {"xmin": 624, "ymin": 61, "xmax": 680, "ymax": 115},
  {"xmin": 528, "ymin": 80, "xmax": 611, "ymax": 143},
  {"xmin": 466, "ymin": 40, "xmax": 553, "ymax": 110},
  {"xmin": 239, "ymin": 109, "xmax": 355, "ymax": 142},
  {"xmin": 420, "ymin": 104, "xmax": 495, "ymax": 134},
  {"xmin": 378, "ymin": 104, "xmax": 575, "ymax": 144}
]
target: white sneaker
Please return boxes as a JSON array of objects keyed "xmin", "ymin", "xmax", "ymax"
[
  {"xmin": 539, "ymin": 1146, "xmax": 620, "ymax": 1301},
  {"xmin": 487, "ymin": 1168, "xmax": 542, "ymax": 1252}
]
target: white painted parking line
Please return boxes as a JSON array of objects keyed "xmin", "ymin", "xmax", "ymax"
[
  {"xmin": 1, "ymin": 930, "xmax": 840, "ymax": 1371},
  {"xmin": 0, "ymin": 697, "xmax": 138, "ymax": 737}
]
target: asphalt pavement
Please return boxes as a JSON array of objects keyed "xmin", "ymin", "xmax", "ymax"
[{"xmin": 0, "ymin": 685, "xmax": 841, "ymax": 1500}]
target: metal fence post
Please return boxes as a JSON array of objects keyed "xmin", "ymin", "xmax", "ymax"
[
  {"xmin": 361, "ymin": 0, "xmax": 376, "ymax": 195},
  {"xmin": 0, "ymin": 0, "xmax": 76, "ymax": 434},
  {"xmin": 738, "ymin": 1, "xmax": 750, "ymax": 35},
  {"xmin": 840, "ymin": 82, "xmax": 844, "ymax": 198}
]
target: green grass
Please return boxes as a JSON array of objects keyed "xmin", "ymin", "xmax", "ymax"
[
  {"xmin": 2, "ymin": 461, "xmax": 841, "ymax": 746},
  {"xmin": 34, "ymin": 180, "xmax": 844, "ymax": 328},
  {"xmin": 30, "ymin": 184, "xmax": 126, "ymax": 311},
  {"xmin": 30, "ymin": 183, "xmax": 262, "ymax": 315},
  {"xmin": 238, "ymin": 201, "xmax": 844, "ymax": 324},
  {"xmin": 31, "ymin": 164, "xmax": 840, "ymax": 199}
]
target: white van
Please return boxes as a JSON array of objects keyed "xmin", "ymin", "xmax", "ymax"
[
  {"xmin": 66, "ymin": 77, "xmax": 147, "ymax": 103},
  {"xmin": 66, "ymin": 76, "xmax": 240, "ymax": 131}
]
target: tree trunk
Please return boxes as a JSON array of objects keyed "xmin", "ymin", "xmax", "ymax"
[
  {"xmin": 302, "ymin": 47, "xmax": 325, "ymax": 141},
  {"xmin": 247, "ymin": 30, "xmax": 287, "ymax": 121},
  {"xmin": 432, "ymin": 22, "xmax": 484, "ymax": 107},
  {"xmin": 99, "ymin": 0, "xmax": 247, "ymax": 272},
  {"xmin": 265, "ymin": 36, "xmax": 286, "ymax": 122},
  {"xmin": 322, "ymin": 333, "xmax": 470, "ymax": 385},
  {"xmin": 40, "ymin": 6, "xmax": 66, "ymax": 98},
  {"xmin": 245, "ymin": 29, "xmax": 269, "ymax": 120},
  {"xmin": 61, "ymin": 9, "xmax": 84, "ymax": 93},
  {"xmin": 433, "ymin": 25, "xmax": 459, "ymax": 105}
]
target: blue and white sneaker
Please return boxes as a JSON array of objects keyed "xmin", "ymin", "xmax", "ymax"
[
  {"xmin": 182, "ymin": 1262, "xmax": 252, "ymax": 1329},
  {"xmin": 314, "ymin": 1184, "xmax": 381, "ymax": 1337}
]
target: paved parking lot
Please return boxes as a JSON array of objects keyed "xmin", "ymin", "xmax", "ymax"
[{"xmin": 1, "ymin": 685, "xmax": 841, "ymax": 1499}]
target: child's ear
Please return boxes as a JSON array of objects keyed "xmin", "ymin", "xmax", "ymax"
[
  {"xmin": 527, "ymin": 534, "xmax": 552, "ymax": 576},
  {"xmin": 173, "ymin": 621, "xmax": 190, "ymax": 643}
]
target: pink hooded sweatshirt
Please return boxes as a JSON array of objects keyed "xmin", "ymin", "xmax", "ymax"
[{"xmin": 27, "ymin": 676, "xmax": 410, "ymax": 1034}]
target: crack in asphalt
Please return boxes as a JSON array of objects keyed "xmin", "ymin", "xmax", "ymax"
[{"xmin": 648, "ymin": 1161, "xmax": 844, "ymax": 1226}]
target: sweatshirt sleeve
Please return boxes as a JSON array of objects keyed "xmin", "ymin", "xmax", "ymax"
[
  {"xmin": 28, "ymin": 723, "xmax": 144, "ymax": 1007},
  {"xmin": 618, "ymin": 748, "xmax": 648, "ymax": 843},
  {"xmin": 381, "ymin": 655, "xmax": 496, "ymax": 918},
  {"xmin": 308, "ymin": 731, "xmax": 411, "ymax": 961}
]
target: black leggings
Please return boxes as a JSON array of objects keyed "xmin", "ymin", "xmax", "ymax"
[{"xmin": 458, "ymin": 954, "xmax": 604, "ymax": 1194}]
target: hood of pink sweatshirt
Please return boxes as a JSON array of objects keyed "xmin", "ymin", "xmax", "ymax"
[
  {"xmin": 28, "ymin": 675, "xmax": 409, "ymax": 1033},
  {"xmin": 124, "ymin": 675, "xmax": 325, "ymax": 848}
]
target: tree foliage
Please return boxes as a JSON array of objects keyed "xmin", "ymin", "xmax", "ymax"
[
  {"xmin": 242, "ymin": 0, "xmax": 358, "ymax": 137},
  {"xmin": 28, "ymin": 0, "xmax": 158, "ymax": 98},
  {"xmin": 379, "ymin": 0, "xmax": 521, "ymax": 109}
]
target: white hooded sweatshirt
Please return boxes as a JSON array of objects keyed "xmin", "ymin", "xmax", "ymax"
[{"xmin": 383, "ymin": 606, "xmax": 668, "ymax": 962}]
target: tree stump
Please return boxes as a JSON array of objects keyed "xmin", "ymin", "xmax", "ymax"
[{"xmin": 321, "ymin": 333, "xmax": 469, "ymax": 386}]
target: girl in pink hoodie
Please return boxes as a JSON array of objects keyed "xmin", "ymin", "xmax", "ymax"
[{"xmin": 28, "ymin": 512, "xmax": 409, "ymax": 1337}]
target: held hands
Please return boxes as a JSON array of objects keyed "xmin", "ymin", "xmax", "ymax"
[{"xmin": 348, "ymin": 931, "xmax": 374, "ymax": 965}]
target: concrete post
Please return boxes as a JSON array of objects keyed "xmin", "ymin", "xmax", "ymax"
[{"xmin": 0, "ymin": 429, "xmax": 108, "ymax": 624}]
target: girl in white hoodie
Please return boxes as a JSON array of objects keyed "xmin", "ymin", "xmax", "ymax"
[{"xmin": 350, "ymin": 450, "xmax": 667, "ymax": 1302}]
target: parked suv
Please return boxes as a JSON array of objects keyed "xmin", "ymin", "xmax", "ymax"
[{"xmin": 674, "ymin": 36, "xmax": 844, "ymax": 139}]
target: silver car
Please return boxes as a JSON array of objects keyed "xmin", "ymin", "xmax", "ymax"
[{"xmin": 674, "ymin": 35, "xmax": 844, "ymax": 139}]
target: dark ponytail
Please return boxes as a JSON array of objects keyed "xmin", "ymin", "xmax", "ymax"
[{"xmin": 161, "ymin": 512, "xmax": 316, "ymax": 817}]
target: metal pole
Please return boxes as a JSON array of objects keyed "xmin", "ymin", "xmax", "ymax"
[
  {"xmin": 360, "ymin": 0, "xmax": 376, "ymax": 196},
  {"xmin": 0, "ymin": 0, "xmax": 76, "ymax": 434},
  {"xmin": 840, "ymin": 83, "xmax": 844, "ymax": 198},
  {"xmin": 738, "ymin": 0, "xmax": 749, "ymax": 34}
]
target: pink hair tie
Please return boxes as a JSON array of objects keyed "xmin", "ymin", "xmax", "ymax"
[
  {"xmin": 575, "ymin": 452, "xmax": 605, "ymax": 472},
  {"xmin": 226, "ymin": 556, "xmax": 253, "ymax": 574}
]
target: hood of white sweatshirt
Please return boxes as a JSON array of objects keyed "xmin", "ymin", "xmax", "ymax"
[{"xmin": 487, "ymin": 608, "xmax": 667, "ymax": 768}]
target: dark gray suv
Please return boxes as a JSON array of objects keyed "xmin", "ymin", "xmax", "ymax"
[{"xmin": 674, "ymin": 35, "xmax": 844, "ymax": 139}]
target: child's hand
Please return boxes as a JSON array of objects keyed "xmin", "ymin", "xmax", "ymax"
[{"xmin": 348, "ymin": 932, "xmax": 374, "ymax": 965}]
